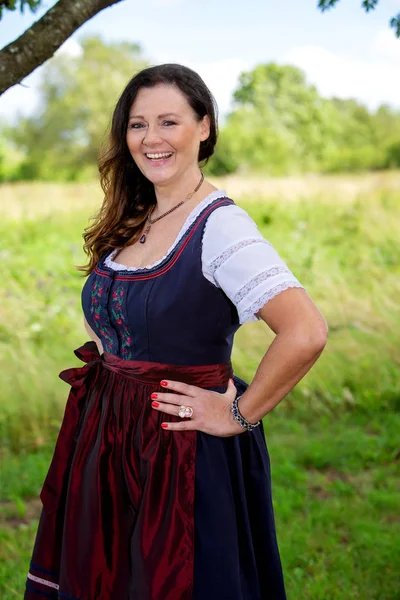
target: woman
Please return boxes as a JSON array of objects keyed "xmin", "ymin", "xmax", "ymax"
[{"xmin": 25, "ymin": 64, "xmax": 328, "ymax": 600}]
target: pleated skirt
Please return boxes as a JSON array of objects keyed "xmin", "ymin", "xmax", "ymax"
[{"xmin": 24, "ymin": 341, "xmax": 287, "ymax": 600}]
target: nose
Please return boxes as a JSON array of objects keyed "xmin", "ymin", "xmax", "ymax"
[{"xmin": 142, "ymin": 125, "xmax": 163, "ymax": 147}]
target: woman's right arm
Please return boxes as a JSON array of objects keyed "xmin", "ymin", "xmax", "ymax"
[{"xmin": 83, "ymin": 315, "xmax": 104, "ymax": 356}]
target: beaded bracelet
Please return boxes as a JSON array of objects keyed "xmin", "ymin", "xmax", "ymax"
[{"xmin": 231, "ymin": 395, "xmax": 261, "ymax": 432}]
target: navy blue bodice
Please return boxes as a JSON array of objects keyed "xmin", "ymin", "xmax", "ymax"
[{"xmin": 81, "ymin": 197, "xmax": 241, "ymax": 365}]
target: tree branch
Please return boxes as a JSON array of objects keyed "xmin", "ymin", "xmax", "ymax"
[{"xmin": 0, "ymin": 0, "xmax": 125, "ymax": 95}]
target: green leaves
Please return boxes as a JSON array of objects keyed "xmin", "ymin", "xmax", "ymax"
[
  {"xmin": 318, "ymin": 0, "xmax": 378, "ymax": 11},
  {"xmin": 318, "ymin": 0, "xmax": 399, "ymax": 37},
  {"xmin": 0, "ymin": 0, "xmax": 41, "ymax": 20},
  {"xmin": 4, "ymin": 36, "xmax": 148, "ymax": 181},
  {"xmin": 317, "ymin": 0, "xmax": 340, "ymax": 12},
  {"xmin": 207, "ymin": 63, "xmax": 400, "ymax": 176},
  {"xmin": 361, "ymin": 0, "xmax": 379, "ymax": 12},
  {"xmin": 390, "ymin": 13, "xmax": 400, "ymax": 38}
]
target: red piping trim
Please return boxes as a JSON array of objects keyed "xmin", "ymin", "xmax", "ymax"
[{"xmin": 94, "ymin": 198, "xmax": 233, "ymax": 281}]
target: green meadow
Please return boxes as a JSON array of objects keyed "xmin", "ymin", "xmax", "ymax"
[{"xmin": 1, "ymin": 173, "xmax": 399, "ymax": 599}]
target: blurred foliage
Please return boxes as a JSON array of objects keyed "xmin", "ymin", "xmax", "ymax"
[
  {"xmin": 319, "ymin": 0, "xmax": 378, "ymax": 10},
  {"xmin": 1, "ymin": 36, "xmax": 147, "ymax": 181},
  {"xmin": 207, "ymin": 65, "xmax": 400, "ymax": 176},
  {"xmin": 1, "ymin": 39, "xmax": 400, "ymax": 181},
  {"xmin": 209, "ymin": 64, "xmax": 337, "ymax": 175},
  {"xmin": 0, "ymin": 0, "xmax": 41, "ymax": 19},
  {"xmin": 318, "ymin": 0, "xmax": 400, "ymax": 38}
]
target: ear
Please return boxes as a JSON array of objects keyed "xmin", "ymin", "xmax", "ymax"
[{"xmin": 199, "ymin": 115, "xmax": 211, "ymax": 142}]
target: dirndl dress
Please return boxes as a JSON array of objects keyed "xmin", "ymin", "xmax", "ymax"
[{"xmin": 25, "ymin": 195, "xmax": 288, "ymax": 600}]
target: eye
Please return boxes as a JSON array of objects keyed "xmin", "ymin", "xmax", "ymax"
[
  {"xmin": 162, "ymin": 121, "xmax": 176, "ymax": 127},
  {"xmin": 129, "ymin": 123, "xmax": 145, "ymax": 129}
]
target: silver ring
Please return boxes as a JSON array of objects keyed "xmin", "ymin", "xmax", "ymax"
[{"xmin": 178, "ymin": 405, "xmax": 194, "ymax": 419}]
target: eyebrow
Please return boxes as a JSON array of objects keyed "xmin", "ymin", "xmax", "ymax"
[{"xmin": 128, "ymin": 113, "xmax": 180, "ymax": 120}]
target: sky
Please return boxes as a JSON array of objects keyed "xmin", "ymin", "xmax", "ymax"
[{"xmin": 0, "ymin": 0, "xmax": 399, "ymax": 123}]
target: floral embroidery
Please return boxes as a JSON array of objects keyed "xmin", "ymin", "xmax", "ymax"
[
  {"xmin": 90, "ymin": 281, "xmax": 114, "ymax": 352},
  {"xmin": 110, "ymin": 284, "xmax": 134, "ymax": 359},
  {"xmin": 233, "ymin": 266, "xmax": 292, "ymax": 305},
  {"xmin": 209, "ymin": 239, "xmax": 272, "ymax": 276}
]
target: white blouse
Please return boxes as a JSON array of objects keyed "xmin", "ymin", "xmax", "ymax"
[{"xmin": 105, "ymin": 190, "xmax": 305, "ymax": 324}]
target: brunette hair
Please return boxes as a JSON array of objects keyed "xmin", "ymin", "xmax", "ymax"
[{"xmin": 77, "ymin": 63, "xmax": 218, "ymax": 275}]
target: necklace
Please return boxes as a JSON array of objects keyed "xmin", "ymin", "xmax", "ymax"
[{"xmin": 139, "ymin": 172, "xmax": 205, "ymax": 244}]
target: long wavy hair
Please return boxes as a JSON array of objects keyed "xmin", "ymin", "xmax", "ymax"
[{"xmin": 77, "ymin": 63, "xmax": 219, "ymax": 276}]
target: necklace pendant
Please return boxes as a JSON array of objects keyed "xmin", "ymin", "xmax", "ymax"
[{"xmin": 140, "ymin": 223, "xmax": 151, "ymax": 244}]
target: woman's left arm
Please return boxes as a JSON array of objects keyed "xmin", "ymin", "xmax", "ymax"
[
  {"xmin": 151, "ymin": 286, "xmax": 328, "ymax": 436},
  {"xmin": 237, "ymin": 286, "xmax": 328, "ymax": 423},
  {"xmin": 151, "ymin": 204, "xmax": 329, "ymax": 435}
]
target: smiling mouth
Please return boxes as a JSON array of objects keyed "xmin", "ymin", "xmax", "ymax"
[{"xmin": 145, "ymin": 152, "xmax": 173, "ymax": 161}]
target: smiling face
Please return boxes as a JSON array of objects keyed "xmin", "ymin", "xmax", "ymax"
[{"xmin": 126, "ymin": 84, "xmax": 210, "ymax": 187}]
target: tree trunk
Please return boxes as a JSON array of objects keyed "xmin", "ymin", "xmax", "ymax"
[{"xmin": 0, "ymin": 0, "xmax": 125, "ymax": 95}]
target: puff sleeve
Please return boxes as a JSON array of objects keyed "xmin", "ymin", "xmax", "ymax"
[{"xmin": 201, "ymin": 204, "xmax": 305, "ymax": 324}]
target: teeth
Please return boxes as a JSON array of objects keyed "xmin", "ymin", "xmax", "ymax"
[{"xmin": 146, "ymin": 152, "xmax": 173, "ymax": 159}]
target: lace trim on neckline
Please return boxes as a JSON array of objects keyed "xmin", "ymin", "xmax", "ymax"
[{"xmin": 104, "ymin": 189, "xmax": 228, "ymax": 272}]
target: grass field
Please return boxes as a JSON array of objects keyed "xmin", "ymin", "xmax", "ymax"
[{"xmin": 1, "ymin": 172, "xmax": 399, "ymax": 599}]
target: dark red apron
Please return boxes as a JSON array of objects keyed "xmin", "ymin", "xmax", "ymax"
[{"xmin": 25, "ymin": 341, "xmax": 232, "ymax": 600}]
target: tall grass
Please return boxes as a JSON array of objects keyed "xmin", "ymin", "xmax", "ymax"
[
  {"xmin": 1, "ymin": 173, "xmax": 398, "ymax": 451},
  {"xmin": 1, "ymin": 173, "xmax": 399, "ymax": 599}
]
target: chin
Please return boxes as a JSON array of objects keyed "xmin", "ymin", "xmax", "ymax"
[
  {"xmin": 144, "ymin": 172, "xmax": 173, "ymax": 186},
  {"xmin": 141, "ymin": 165, "xmax": 179, "ymax": 186}
]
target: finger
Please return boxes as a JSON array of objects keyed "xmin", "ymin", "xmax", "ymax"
[
  {"xmin": 161, "ymin": 421, "xmax": 197, "ymax": 431},
  {"xmin": 159, "ymin": 379, "xmax": 198, "ymax": 397},
  {"xmin": 151, "ymin": 393, "xmax": 192, "ymax": 406},
  {"xmin": 151, "ymin": 400, "xmax": 190, "ymax": 417},
  {"xmin": 226, "ymin": 378, "xmax": 237, "ymax": 400}
]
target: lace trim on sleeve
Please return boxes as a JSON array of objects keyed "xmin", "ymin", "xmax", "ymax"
[
  {"xmin": 233, "ymin": 266, "xmax": 292, "ymax": 305},
  {"xmin": 209, "ymin": 238, "xmax": 272, "ymax": 276},
  {"xmin": 239, "ymin": 281, "xmax": 304, "ymax": 323}
]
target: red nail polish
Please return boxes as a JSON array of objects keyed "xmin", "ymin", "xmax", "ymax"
[
  {"xmin": 160, "ymin": 380, "xmax": 168, "ymax": 387},
  {"xmin": 152, "ymin": 401, "xmax": 159, "ymax": 408},
  {"xmin": 161, "ymin": 423, "xmax": 168, "ymax": 429},
  {"xmin": 150, "ymin": 393, "xmax": 158, "ymax": 399}
]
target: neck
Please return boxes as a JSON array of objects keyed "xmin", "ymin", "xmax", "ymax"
[{"xmin": 152, "ymin": 169, "xmax": 205, "ymax": 216}]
